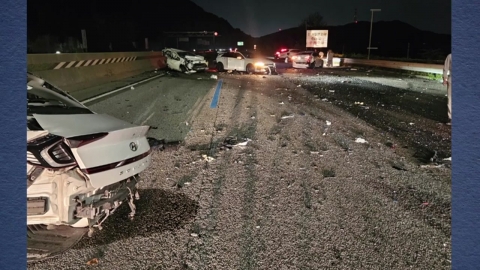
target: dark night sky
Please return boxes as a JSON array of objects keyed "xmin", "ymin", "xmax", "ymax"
[{"xmin": 191, "ymin": 0, "xmax": 451, "ymax": 37}]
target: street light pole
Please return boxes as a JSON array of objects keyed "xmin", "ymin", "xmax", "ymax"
[{"xmin": 368, "ymin": 8, "xmax": 381, "ymax": 60}]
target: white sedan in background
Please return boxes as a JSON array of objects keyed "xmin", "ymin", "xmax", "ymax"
[
  {"xmin": 215, "ymin": 51, "xmax": 277, "ymax": 75},
  {"xmin": 274, "ymin": 48, "xmax": 302, "ymax": 62},
  {"xmin": 291, "ymin": 51, "xmax": 324, "ymax": 69}
]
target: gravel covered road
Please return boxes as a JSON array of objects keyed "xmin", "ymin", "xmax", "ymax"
[{"xmin": 28, "ymin": 67, "xmax": 451, "ymax": 269}]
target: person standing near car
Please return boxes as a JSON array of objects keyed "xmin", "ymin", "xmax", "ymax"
[
  {"xmin": 443, "ymin": 53, "xmax": 452, "ymax": 125},
  {"xmin": 326, "ymin": 49, "xmax": 333, "ymax": 67}
]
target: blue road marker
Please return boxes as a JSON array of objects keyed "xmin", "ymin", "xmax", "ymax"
[{"xmin": 210, "ymin": 79, "xmax": 223, "ymax": 108}]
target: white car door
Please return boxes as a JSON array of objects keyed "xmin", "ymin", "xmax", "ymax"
[{"xmin": 229, "ymin": 52, "xmax": 246, "ymax": 71}]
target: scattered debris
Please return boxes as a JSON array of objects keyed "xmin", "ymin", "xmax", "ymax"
[
  {"xmin": 279, "ymin": 101, "xmax": 285, "ymax": 105},
  {"xmin": 235, "ymin": 139, "xmax": 251, "ymax": 147},
  {"xmin": 329, "ymin": 90, "xmax": 335, "ymax": 93},
  {"xmin": 355, "ymin": 138, "xmax": 368, "ymax": 144},
  {"xmin": 210, "ymin": 75, "xmax": 218, "ymax": 79},
  {"xmin": 443, "ymin": 157, "xmax": 452, "ymax": 161},
  {"xmin": 326, "ymin": 120, "xmax": 331, "ymax": 126},
  {"xmin": 190, "ymin": 233, "xmax": 199, "ymax": 237},
  {"xmin": 130, "ymin": 86, "xmax": 135, "ymax": 90},
  {"xmin": 420, "ymin": 164, "xmax": 445, "ymax": 169},
  {"xmin": 354, "ymin": 101, "xmax": 364, "ymax": 105},
  {"xmin": 409, "ymin": 122, "xmax": 414, "ymax": 126},
  {"xmin": 392, "ymin": 161, "xmax": 408, "ymax": 171},
  {"xmin": 202, "ymin": 155, "xmax": 215, "ymax": 162},
  {"xmin": 86, "ymin": 258, "xmax": 99, "ymax": 266},
  {"xmin": 281, "ymin": 114, "xmax": 294, "ymax": 119}
]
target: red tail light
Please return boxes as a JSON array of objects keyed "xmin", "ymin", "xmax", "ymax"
[
  {"xmin": 66, "ymin": 132, "xmax": 109, "ymax": 148},
  {"xmin": 281, "ymin": 49, "xmax": 287, "ymax": 52},
  {"xmin": 275, "ymin": 52, "xmax": 280, "ymax": 55}
]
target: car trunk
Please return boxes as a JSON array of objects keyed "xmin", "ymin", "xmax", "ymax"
[{"xmin": 33, "ymin": 113, "xmax": 152, "ymax": 188}]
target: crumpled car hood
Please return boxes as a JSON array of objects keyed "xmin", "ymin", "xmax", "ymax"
[
  {"xmin": 185, "ymin": 55, "xmax": 205, "ymax": 61},
  {"xmin": 33, "ymin": 113, "xmax": 137, "ymax": 138}
]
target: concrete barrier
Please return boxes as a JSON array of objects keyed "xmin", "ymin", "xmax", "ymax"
[
  {"xmin": 28, "ymin": 51, "xmax": 167, "ymax": 97},
  {"xmin": 342, "ymin": 58, "xmax": 443, "ymax": 74}
]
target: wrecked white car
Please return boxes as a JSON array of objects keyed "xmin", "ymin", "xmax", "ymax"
[
  {"xmin": 215, "ymin": 51, "xmax": 277, "ymax": 75},
  {"xmin": 162, "ymin": 48, "xmax": 208, "ymax": 74},
  {"xmin": 27, "ymin": 73, "xmax": 152, "ymax": 261}
]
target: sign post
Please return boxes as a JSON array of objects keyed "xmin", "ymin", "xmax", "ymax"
[
  {"xmin": 81, "ymin": 29, "xmax": 88, "ymax": 52},
  {"xmin": 368, "ymin": 9, "xmax": 381, "ymax": 59}
]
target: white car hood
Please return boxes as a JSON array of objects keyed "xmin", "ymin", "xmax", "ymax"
[
  {"xmin": 185, "ymin": 55, "xmax": 205, "ymax": 61},
  {"xmin": 33, "ymin": 113, "xmax": 137, "ymax": 138}
]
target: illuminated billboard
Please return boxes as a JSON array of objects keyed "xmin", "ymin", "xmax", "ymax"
[{"xmin": 306, "ymin": 30, "xmax": 328, "ymax": 48}]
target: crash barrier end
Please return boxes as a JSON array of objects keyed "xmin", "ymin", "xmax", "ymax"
[{"xmin": 28, "ymin": 52, "xmax": 167, "ymax": 99}]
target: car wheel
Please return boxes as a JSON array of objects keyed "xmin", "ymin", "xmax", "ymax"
[
  {"xmin": 216, "ymin": 62, "xmax": 224, "ymax": 72},
  {"xmin": 246, "ymin": 64, "xmax": 255, "ymax": 74}
]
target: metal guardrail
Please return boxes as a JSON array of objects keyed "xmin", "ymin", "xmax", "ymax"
[{"xmin": 342, "ymin": 58, "xmax": 444, "ymax": 74}]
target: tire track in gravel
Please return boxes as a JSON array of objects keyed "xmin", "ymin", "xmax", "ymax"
[
  {"xmin": 296, "ymin": 115, "xmax": 318, "ymax": 270},
  {"xmin": 183, "ymin": 76, "xmax": 256, "ymax": 269},
  {"xmin": 237, "ymin": 114, "xmax": 260, "ymax": 270},
  {"xmin": 214, "ymin": 75, "xmax": 262, "ymax": 269}
]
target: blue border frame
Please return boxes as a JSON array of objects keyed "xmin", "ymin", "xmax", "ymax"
[
  {"xmin": 1, "ymin": 0, "xmax": 478, "ymax": 269},
  {"xmin": 0, "ymin": 0, "xmax": 26, "ymax": 269},
  {"xmin": 451, "ymin": 0, "xmax": 480, "ymax": 269}
]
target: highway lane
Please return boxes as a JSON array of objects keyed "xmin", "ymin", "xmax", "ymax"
[{"xmin": 88, "ymin": 72, "xmax": 218, "ymax": 142}]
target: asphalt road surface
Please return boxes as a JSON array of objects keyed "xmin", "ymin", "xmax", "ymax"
[{"xmin": 28, "ymin": 66, "xmax": 451, "ymax": 270}]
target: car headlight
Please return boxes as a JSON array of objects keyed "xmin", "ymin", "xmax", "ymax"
[{"xmin": 254, "ymin": 62, "xmax": 265, "ymax": 67}]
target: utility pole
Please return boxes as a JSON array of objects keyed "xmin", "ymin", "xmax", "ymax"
[
  {"xmin": 407, "ymin": 42, "xmax": 410, "ymax": 59},
  {"xmin": 367, "ymin": 9, "xmax": 381, "ymax": 59}
]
